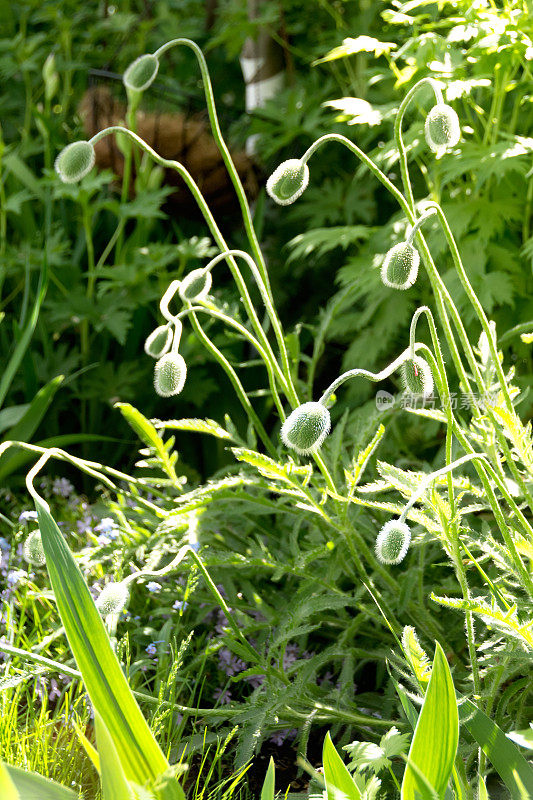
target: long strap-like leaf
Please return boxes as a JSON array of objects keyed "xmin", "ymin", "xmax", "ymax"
[{"xmin": 35, "ymin": 496, "xmax": 169, "ymax": 785}]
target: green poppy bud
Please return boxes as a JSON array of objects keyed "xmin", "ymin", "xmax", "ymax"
[
  {"xmin": 55, "ymin": 141, "xmax": 95, "ymax": 183},
  {"xmin": 381, "ymin": 242, "xmax": 419, "ymax": 290},
  {"xmin": 266, "ymin": 159, "xmax": 309, "ymax": 206},
  {"xmin": 145, "ymin": 324, "xmax": 173, "ymax": 359},
  {"xmin": 424, "ymin": 103, "xmax": 460, "ymax": 155},
  {"xmin": 280, "ymin": 401, "xmax": 331, "ymax": 455},
  {"xmin": 178, "ymin": 268, "xmax": 212, "ymax": 302},
  {"xmin": 154, "ymin": 352, "xmax": 187, "ymax": 397},
  {"xmin": 375, "ymin": 520, "xmax": 411, "ymax": 565},
  {"xmin": 23, "ymin": 530, "xmax": 45, "ymax": 566},
  {"xmin": 123, "ymin": 54, "xmax": 159, "ymax": 93},
  {"xmin": 401, "ymin": 356, "xmax": 434, "ymax": 398},
  {"xmin": 96, "ymin": 581, "xmax": 130, "ymax": 615}
]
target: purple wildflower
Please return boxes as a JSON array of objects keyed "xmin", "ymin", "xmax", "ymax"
[
  {"xmin": 213, "ymin": 687, "xmax": 232, "ymax": 704},
  {"xmin": 52, "ymin": 478, "xmax": 74, "ymax": 498},
  {"xmin": 146, "ymin": 581, "xmax": 161, "ymax": 593},
  {"xmin": 49, "ymin": 678, "xmax": 61, "ymax": 701}
]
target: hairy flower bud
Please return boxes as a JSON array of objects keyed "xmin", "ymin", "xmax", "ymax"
[
  {"xmin": 424, "ymin": 103, "xmax": 460, "ymax": 155},
  {"xmin": 23, "ymin": 530, "xmax": 45, "ymax": 566},
  {"xmin": 401, "ymin": 356, "xmax": 434, "ymax": 398},
  {"xmin": 96, "ymin": 581, "xmax": 130, "ymax": 615},
  {"xmin": 375, "ymin": 520, "xmax": 411, "ymax": 565},
  {"xmin": 123, "ymin": 54, "xmax": 159, "ymax": 93},
  {"xmin": 381, "ymin": 242, "xmax": 419, "ymax": 290},
  {"xmin": 266, "ymin": 159, "xmax": 309, "ymax": 206},
  {"xmin": 154, "ymin": 352, "xmax": 187, "ymax": 397},
  {"xmin": 55, "ymin": 141, "xmax": 95, "ymax": 183},
  {"xmin": 280, "ymin": 401, "xmax": 331, "ymax": 455},
  {"xmin": 178, "ymin": 268, "xmax": 212, "ymax": 302},
  {"xmin": 145, "ymin": 325, "xmax": 173, "ymax": 359}
]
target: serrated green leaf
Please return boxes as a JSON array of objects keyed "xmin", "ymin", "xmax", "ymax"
[
  {"xmin": 323, "ymin": 732, "xmax": 362, "ymax": 800},
  {"xmin": 153, "ymin": 418, "xmax": 232, "ymax": 440},
  {"xmin": 401, "ymin": 643, "xmax": 458, "ymax": 800}
]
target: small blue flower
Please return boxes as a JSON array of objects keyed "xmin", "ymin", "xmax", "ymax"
[
  {"xmin": 146, "ymin": 581, "xmax": 161, "ymax": 593},
  {"xmin": 52, "ymin": 478, "xmax": 74, "ymax": 498},
  {"xmin": 146, "ymin": 643, "xmax": 157, "ymax": 656},
  {"xmin": 94, "ymin": 518, "xmax": 119, "ymax": 536},
  {"xmin": 7, "ymin": 569, "xmax": 26, "ymax": 587},
  {"xmin": 173, "ymin": 599, "xmax": 188, "ymax": 612}
]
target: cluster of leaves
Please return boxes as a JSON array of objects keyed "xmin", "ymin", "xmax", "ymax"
[{"xmin": 247, "ymin": 0, "xmax": 533, "ymax": 416}]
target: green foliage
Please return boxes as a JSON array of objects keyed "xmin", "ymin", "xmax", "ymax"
[{"xmin": 3, "ymin": 4, "xmax": 533, "ymax": 799}]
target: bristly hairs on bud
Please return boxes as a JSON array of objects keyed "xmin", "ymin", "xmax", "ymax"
[
  {"xmin": 375, "ymin": 519, "xmax": 411, "ymax": 564},
  {"xmin": 280, "ymin": 401, "xmax": 331, "ymax": 455},
  {"xmin": 266, "ymin": 159, "xmax": 309, "ymax": 206},
  {"xmin": 401, "ymin": 355, "xmax": 434, "ymax": 399},
  {"xmin": 144, "ymin": 324, "xmax": 173, "ymax": 359},
  {"xmin": 380, "ymin": 208, "xmax": 437, "ymax": 290},
  {"xmin": 281, "ymin": 345, "xmax": 428, "ymax": 455},
  {"xmin": 380, "ymin": 242, "xmax": 419, "ymax": 290},
  {"xmin": 425, "ymin": 103, "xmax": 460, "ymax": 156},
  {"xmin": 178, "ymin": 268, "xmax": 212, "ymax": 303},
  {"xmin": 123, "ymin": 53, "xmax": 159, "ymax": 93},
  {"xmin": 23, "ymin": 529, "xmax": 46, "ymax": 566},
  {"xmin": 54, "ymin": 141, "xmax": 95, "ymax": 183},
  {"xmin": 96, "ymin": 581, "xmax": 130, "ymax": 615},
  {"xmin": 404, "ymin": 302, "xmax": 436, "ymax": 398}
]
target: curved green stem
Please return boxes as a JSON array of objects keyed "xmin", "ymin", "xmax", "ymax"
[
  {"xmin": 425, "ymin": 202, "xmax": 513, "ymax": 411},
  {"xmin": 318, "ymin": 345, "xmax": 422, "ymax": 405},
  {"xmin": 393, "ymin": 77, "xmax": 443, "ymax": 213},
  {"xmin": 153, "ymin": 39, "xmax": 275, "ymax": 302},
  {"xmin": 90, "ymin": 126, "xmax": 295, "ymax": 412},
  {"xmin": 179, "ymin": 300, "xmax": 286, "ymax": 421},
  {"xmin": 298, "ymin": 132, "xmax": 478, "ymax": 403},
  {"xmin": 186, "ymin": 308, "xmax": 277, "ymax": 457},
  {"xmin": 203, "ymin": 249, "xmax": 295, "ymax": 401}
]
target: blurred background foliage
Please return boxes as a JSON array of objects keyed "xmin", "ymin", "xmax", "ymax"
[{"xmin": 1, "ymin": 0, "xmax": 532, "ymax": 489}]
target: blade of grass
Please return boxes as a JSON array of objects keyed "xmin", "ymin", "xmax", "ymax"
[
  {"xmin": 260, "ymin": 758, "xmax": 275, "ymax": 800},
  {"xmin": 323, "ymin": 731, "xmax": 362, "ymax": 800},
  {"xmin": 401, "ymin": 643, "xmax": 458, "ymax": 800}
]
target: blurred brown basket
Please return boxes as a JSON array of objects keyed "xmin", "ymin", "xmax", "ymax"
[{"xmin": 79, "ymin": 87, "xmax": 260, "ymax": 218}]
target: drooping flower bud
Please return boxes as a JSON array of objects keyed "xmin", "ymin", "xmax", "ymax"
[
  {"xmin": 375, "ymin": 520, "xmax": 411, "ymax": 565},
  {"xmin": 381, "ymin": 242, "xmax": 420, "ymax": 290},
  {"xmin": 266, "ymin": 159, "xmax": 309, "ymax": 206},
  {"xmin": 55, "ymin": 141, "xmax": 95, "ymax": 183},
  {"xmin": 123, "ymin": 54, "xmax": 159, "ymax": 93},
  {"xmin": 424, "ymin": 104, "xmax": 460, "ymax": 155},
  {"xmin": 178, "ymin": 268, "xmax": 212, "ymax": 302},
  {"xmin": 401, "ymin": 356, "xmax": 434, "ymax": 398},
  {"xmin": 154, "ymin": 352, "xmax": 187, "ymax": 397},
  {"xmin": 23, "ymin": 530, "xmax": 46, "ymax": 566},
  {"xmin": 144, "ymin": 324, "xmax": 173, "ymax": 359},
  {"xmin": 280, "ymin": 401, "xmax": 331, "ymax": 455},
  {"xmin": 96, "ymin": 581, "xmax": 130, "ymax": 615}
]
